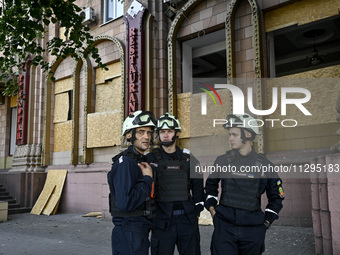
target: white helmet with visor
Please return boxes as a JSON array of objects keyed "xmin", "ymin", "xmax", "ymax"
[
  {"xmin": 122, "ymin": 110, "xmax": 156, "ymax": 136},
  {"xmin": 156, "ymin": 113, "xmax": 181, "ymax": 132}
]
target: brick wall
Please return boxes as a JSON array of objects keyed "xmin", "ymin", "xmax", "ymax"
[
  {"xmin": 310, "ymin": 153, "xmax": 340, "ymax": 254},
  {"xmin": 234, "ymin": 0, "xmax": 255, "ymax": 90}
]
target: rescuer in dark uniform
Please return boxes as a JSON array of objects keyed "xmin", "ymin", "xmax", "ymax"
[
  {"xmin": 205, "ymin": 113, "xmax": 284, "ymax": 255},
  {"xmin": 108, "ymin": 110, "xmax": 156, "ymax": 255},
  {"xmin": 147, "ymin": 113, "xmax": 204, "ymax": 255}
]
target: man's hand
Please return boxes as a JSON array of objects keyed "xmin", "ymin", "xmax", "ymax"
[
  {"xmin": 209, "ymin": 206, "xmax": 216, "ymax": 218},
  {"xmin": 138, "ymin": 162, "xmax": 153, "ymax": 178}
]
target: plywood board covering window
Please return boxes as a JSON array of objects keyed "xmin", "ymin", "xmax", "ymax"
[
  {"xmin": 95, "ymin": 77, "xmax": 121, "ymax": 112},
  {"xmin": 87, "ymin": 111, "xmax": 121, "ymax": 148},
  {"xmin": 54, "ymin": 121, "xmax": 72, "ymax": 152},
  {"xmin": 54, "ymin": 92, "xmax": 70, "ymax": 123}
]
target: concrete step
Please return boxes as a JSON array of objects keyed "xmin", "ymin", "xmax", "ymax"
[
  {"xmin": 0, "ymin": 195, "xmax": 13, "ymax": 200},
  {"xmin": 1, "ymin": 198, "xmax": 16, "ymax": 204},
  {"xmin": 0, "ymin": 191, "xmax": 10, "ymax": 196},
  {"xmin": 0, "ymin": 183, "xmax": 32, "ymax": 215},
  {"xmin": 8, "ymin": 203, "xmax": 21, "ymax": 209},
  {"xmin": 8, "ymin": 207, "xmax": 31, "ymax": 215}
]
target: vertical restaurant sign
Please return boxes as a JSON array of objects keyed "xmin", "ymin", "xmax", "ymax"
[
  {"xmin": 124, "ymin": 0, "xmax": 146, "ymax": 116},
  {"xmin": 16, "ymin": 61, "xmax": 30, "ymax": 145}
]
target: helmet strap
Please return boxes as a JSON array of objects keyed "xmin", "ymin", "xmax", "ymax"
[
  {"xmin": 127, "ymin": 128, "xmax": 154, "ymax": 145},
  {"xmin": 150, "ymin": 133, "xmax": 154, "ymax": 145},
  {"xmin": 127, "ymin": 129, "xmax": 137, "ymax": 144},
  {"xmin": 240, "ymin": 128, "xmax": 255, "ymax": 144},
  {"xmin": 160, "ymin": 131, "xmax": 178, "ymax": 147},
  {"xmin": 132, "ymin": 144, "xmax": 143, "ymax": 156}
]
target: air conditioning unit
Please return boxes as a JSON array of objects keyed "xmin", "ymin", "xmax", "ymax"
[{"xmin": 80, "ymin": 7, "xmax": 95, "ymax": 25}]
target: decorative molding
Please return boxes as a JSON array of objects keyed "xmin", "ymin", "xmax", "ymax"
[
  {"xmin": 71, "ymin": 54, "xmax": 83, "ymax": 165},
  {"xmin": 42, "ymin": 57, "xmax": 64, "ymax": 166},
  {"xmin": 144, "ymin": 13, "xmax": 154, "ymax": 112},
  {"xmin": 167, "ymin": 0, "xmax": 203, "ymax": 115},
  {"xmin": 225, "ymin": 0, "xmax": 264, "ymax": 153},
  {"xmin": 10, "ymin": 144, "xmax": 44, "ymax": 172},
  {"xmin": 331, "ymin": 90, "xmax": 340, "ymax": 152}
]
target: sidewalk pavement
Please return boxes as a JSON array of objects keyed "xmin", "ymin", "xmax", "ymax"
[{"xmin": 0, "ymin": 213, "xmax": 315, "ymax": 255}]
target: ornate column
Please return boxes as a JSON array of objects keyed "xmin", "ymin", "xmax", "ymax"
[
  {"xmin": 330, "ymin": 91, "xmax": 340, "ymax": 152},
  {"xmin": 10, "ymin": 144, "xmax": 32, "ymax": 172},
  {"xmin": 31, "ymin": 143, "xmax": 44, "ymax": 172},
  {"xmin": 10, "ymin": 143, "xmax": 44, "ymax": 172}
]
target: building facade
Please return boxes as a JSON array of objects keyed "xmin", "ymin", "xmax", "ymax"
[{"xmin": 1, "ymin": 0, "xmax": 340, "ymax": 253}]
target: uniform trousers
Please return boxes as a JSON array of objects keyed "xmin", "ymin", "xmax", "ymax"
[
  {"xmin": 151, "ymin": 212, "xmax": 201, "ymax": 255},
  {"xmin": 211, "ymin": 214, "xmax": 267, "ymax": 255},
  {"xmin": 111, "ymin": 224, "xmax": 150, "ymax": 255}
]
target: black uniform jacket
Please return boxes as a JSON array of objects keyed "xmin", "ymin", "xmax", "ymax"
[
  {"xmin": 147, "ymin": 146, "xmax": 204, "ymax": 230},
  {"xmin": 205, "ymin": 149, "xmax": 284, "ymax": 226},
  {"xmin": 108, "ymin": 146, "xmax": 153, "ymax": 227}
]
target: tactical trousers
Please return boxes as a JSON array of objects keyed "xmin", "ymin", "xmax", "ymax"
[
  {"xmin": 111, "ymin": 224, "xmax": 150, "ymax": 255},
  {"xmin": 211, "ymin": 214, "xmax": 266, "ymax": 255},
  {"xmin": 151, "ymin": 213, "xmax": 201, "ymax": 255}
]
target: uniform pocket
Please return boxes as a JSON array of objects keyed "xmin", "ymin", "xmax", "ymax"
[{"xmin": 125, "ymin": 231, "xmax": 147, "ymax": 252}]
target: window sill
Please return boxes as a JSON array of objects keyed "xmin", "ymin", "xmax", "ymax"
[{"xmin": 100, "ymin": 15, "xmax": 123, "ymax": 27}]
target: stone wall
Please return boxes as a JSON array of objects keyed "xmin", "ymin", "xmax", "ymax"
[{"xmin": 310, "ymin": 153, "xmax": 340, "ymax": 255}]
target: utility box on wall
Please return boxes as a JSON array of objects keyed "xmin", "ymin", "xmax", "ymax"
[{"xmin": 0, "ymin": 201, "xmax": 8, "ymax": 222}]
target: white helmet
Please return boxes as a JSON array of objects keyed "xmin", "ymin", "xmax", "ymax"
[
  {"xmin": 122, "ymin": 110, "xmax": 156, "ymax": 136},
  {"xmin": 224, "ymin": 113, "xmax": 260, "ymax": 140},
  {"xmin": 156, "ymin": 113, "xmax": 181, "ymax": 132}
]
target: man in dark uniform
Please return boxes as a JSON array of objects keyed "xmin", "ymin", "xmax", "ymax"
[
  {"xmin": 147, "ymin": 113, "xmax": 204, "ymax": 255},
  {"xmin": 205, "ymin": 113, "xmax": 284, "ymax": 255},
  {"xmin": 108, "ymin": 110, "xmax": 156, "ymax": 255}
]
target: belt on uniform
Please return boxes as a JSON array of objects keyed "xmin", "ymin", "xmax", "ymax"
[{"xmin": 172, "ymin": 210, "xmax": 185, "ymax": 216}]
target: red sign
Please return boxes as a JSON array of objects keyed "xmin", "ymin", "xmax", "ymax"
[
  {"xmin": 16, "ymin": 62, "xmax": 30, "ymax": 145},
  {"xmin": 16, "ymin": 75, "xmax": 25, "ymax": 145},
  {"xmin": 124, "ymin": 1, "xmax": 146, "ymax": 116},
  {"xmin": 128, "ymin": 27, "xmax": 138, "ymax": 113}
]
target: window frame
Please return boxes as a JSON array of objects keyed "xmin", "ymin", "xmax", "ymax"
[
  {"xmin": 103, "ymin": 0, "xmax": 124, "ymax": 24},
  {"xmin": 10, "ymin": 106, "xmax": 18, "ymax": 156},
  {"xmin": 182, "ymin": 30, "xmax": 226, "ymax": 93}
]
